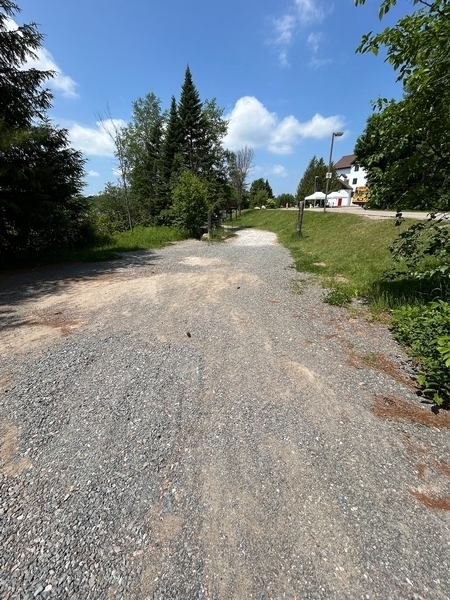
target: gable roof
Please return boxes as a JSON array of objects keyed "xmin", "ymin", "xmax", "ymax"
[
  {"xmin": 337, "ymin": 178, "xmax": 353, "ymax": 190},
  {"xmin": 334, "ymin": 154, "xmax": 356, "ymax": 170}
]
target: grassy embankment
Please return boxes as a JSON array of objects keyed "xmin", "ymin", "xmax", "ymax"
[
  {"xmin": 1, "ymin": 226, "xmax": 189, "ymax": 270},
  {"xmin": 228, "ymin": 209, "xmax": 421, "ymax": 311}
]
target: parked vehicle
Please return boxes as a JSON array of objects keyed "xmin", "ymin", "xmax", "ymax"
[{"xmin": 352, "ymin": 186, "xmax": 369, "ymax": 207}]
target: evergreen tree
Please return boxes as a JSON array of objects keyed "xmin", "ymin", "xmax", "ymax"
[
  {"xmin": 265, "ymin": 179, "xmax": 274, "ymax": 198},
  {"xmin": 0, "ymin": 1, "xmax": 87, "ymax": 261},
  {"xmin": 295, "ymin": 156, "xmax": 339, "ymax": 204},
  {"xmin": 0, "ymin": 120, "xmax": 86, "ymax": 258},
  {"xmin": 0, "ymin": 0, "xmax": 52, "ymax": 128},
  {"xmin": 178, "ymin": 66, "xmax": 204, "ymax": 174},
  {"xmin": 249, "ymin": 178, "xmax": 274, "ymax": 205},
  {"xmin": 159, "ymin": 95, "xmax": 183, "ymax": 209}
]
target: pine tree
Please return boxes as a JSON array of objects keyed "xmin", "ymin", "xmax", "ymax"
[
  {"xmin": 178, "ymin": 66, "xmax": 207, "ymax": 175},
  {"xmin": 160, "ymin": 97, "xmax": 182, "ymax": 183},
  {"xmin": 0, "ymin": 1, "xmax": 87, "ymax": 260},
  {"xmin": 295, "ymin": 156, "xmax": 340, "ymax": 204},
  {"xmin": 0, "ymin": 0, "xmax": 53, "ymax": 128},
  {"xmin": 265, "ymin": 179, "xmax": 274, "ymax": 198}
]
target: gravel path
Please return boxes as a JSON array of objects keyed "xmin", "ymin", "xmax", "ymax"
[{"xmin": 1, "ymin": 229, "xmax": 450, "ymax": 599}]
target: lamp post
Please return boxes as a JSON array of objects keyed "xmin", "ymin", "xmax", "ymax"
[
  {"xmin": 314, "ymin": 175, "xmax": 319, "ymax": 207},
  {"xmin": 324, "ymin": 131, "xmax": 343, "ymax": 212}
]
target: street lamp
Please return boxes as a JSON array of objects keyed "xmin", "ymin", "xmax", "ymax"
[
  {"xmin": 324, "ymin": 131, "xmax": 344, "ymax": 212},
  {"xmin": 314, "ymin": 175, "xmax": 319, "ymax": 207}
]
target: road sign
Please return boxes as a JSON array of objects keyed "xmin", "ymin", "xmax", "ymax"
[{"xmin": 326, "ymin": 172, "xmax": 332, "ymax": 179}]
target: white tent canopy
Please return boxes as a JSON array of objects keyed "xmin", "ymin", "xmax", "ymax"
[{"xmin": 304, "ymin": 191, "xmax": 326, "ymax": 200}]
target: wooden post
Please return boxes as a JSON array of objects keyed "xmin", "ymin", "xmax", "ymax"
[
  {"xmin": 296, "ymin": 201, "xmax": 305, "ymax": 236},
  {"xmin": 207, "ymin": 211, "xmax": 212, "ymax": 240}
]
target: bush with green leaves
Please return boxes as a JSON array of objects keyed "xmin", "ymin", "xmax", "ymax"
[
  {"xmin": 391, "ymin": 300, "xmax": 450, "ymax": 406},
  {"xmin": 171, "ymin": 170, "xmax": 208, "ymax": 237},
  {"xmin": 383, "ymin": 214, "xmax": 450, "ymax": 299}
]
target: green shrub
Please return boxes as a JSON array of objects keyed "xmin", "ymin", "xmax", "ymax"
[
  {"xmin": 391, "ymin": 300, "xmax": 450, "ymax": 406},
  {"xmin": 324, "ymin": 286, "xmax": 352, "ymax": 306},
  {"xmin": 171, "ymin": 170, "xmax": 208, "ymax": 237},
  {"xmin": 383, "ymin": 214, "xmax": 450, "ymax": 300}
]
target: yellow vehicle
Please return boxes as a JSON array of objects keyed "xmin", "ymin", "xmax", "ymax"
[{"xmin": 352, "ymin": 186, "xmax": 369, "ymax": 207}]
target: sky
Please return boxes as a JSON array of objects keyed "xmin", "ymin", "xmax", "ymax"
[{"xmin": 13, "ymin": 0, "xmax": 408, "ymax": 197}]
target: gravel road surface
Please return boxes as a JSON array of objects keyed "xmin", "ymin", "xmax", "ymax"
[{"xmin": 1, "ymin": 228, "xmax": 450, "ymax": 599}]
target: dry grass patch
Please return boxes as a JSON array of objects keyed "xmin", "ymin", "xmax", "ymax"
[{"xmin": 372, "ymin": 394, "xmax": 450, "ymax": 429}]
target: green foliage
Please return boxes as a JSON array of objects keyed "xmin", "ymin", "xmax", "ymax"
[
  {"xmin": 249, "ymin": 189, "xmax": 269, "ymax": 208},
  {"xmin": 0, "ymin": 120, "xmax": 87, "ymax": 262},
  {"xmin": 0, "ymin": 0, "xmax": 53, "ymax": 128},
  {"xmin": 99, "ymin": 67, "xmax": 229, "ymax": 233},
  {"xmin": 125, "ymin": 93, "xmax": 164, "ymax": 220},
  {"xmin": 110, "ymin": 225, "xmax": 188, "ymax": 250},
  {"xmin": 324, "ymin": 286, "xmax": 352, "ymax": 307},
  {"xmin": 355, "ymin": 0, "xmax": 450, "ymax": 212},
  {"xmin": 94, "ymin": 183, "xmax": 132, "ymax": 234},
  {"xmin": 391, "ymin": 301, "xmax": 450, "ymax": 406},
  {"xmin": 276, "ymin": 193, "xmax": 295, "ymax": 207},
  {"xmin": 295, "ymin": 156, "xmax": 340, "ymax": 205},
  {"xmin": 171, "ymin": 170, "xmax": 209, "ymax": 236},
  {"xmin": 0, "ymin": 2, "xmax": 88, "ymax": 263},
  {"xmin": 381, "ymin": 214, "xmax": 450, "ymax": 302},
  {"xmin": 249, "ymin": 178, "xmax": 273, "ymax": 207}
]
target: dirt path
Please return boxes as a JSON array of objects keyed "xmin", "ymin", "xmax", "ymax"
[{"xmin": 1, "ymin": 230, "xmax": 450, "ymax": 599}]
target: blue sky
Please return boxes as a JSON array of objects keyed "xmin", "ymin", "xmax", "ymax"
[{"xmin": 14, "ymin": 0, "xmax": 407, "ymax": 197}]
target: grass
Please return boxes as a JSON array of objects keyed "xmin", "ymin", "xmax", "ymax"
[
  {"xmin": 1, "ymin": 225, "xmax": 189, "ymax": 271},
  {"xmin": 227, "ymin": 209, "xmax": 420, "ymax": 309}
]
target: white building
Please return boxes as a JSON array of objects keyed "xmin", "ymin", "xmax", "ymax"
[
  {"xmin": 326, "ymin": 178, "xmax": 353, "ymax": 207},
  {"xmin": 334, "ymin": 154, "xmax": 367, "ymax": 197}
]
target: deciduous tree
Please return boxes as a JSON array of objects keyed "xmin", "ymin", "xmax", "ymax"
[
  {"xmin": 355, "ymin": 0, "xmax": 450, "ymax": 211},
  {"xmin": 229, "ymin": 146, "xmax": 254, "ymax": 213}
]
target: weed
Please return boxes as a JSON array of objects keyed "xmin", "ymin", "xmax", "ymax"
[{"xmin": 324, "ymin": 287, "xmax": 352, "ymax": 306}]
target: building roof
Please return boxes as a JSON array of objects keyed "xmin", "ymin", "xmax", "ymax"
[
  {"xmin": 337, "ymin": 178, "xmax": 353, "ymax": 190},
  {"xmin": 334, "ymin": 154, "xmax": 356, "ymax": 170}
]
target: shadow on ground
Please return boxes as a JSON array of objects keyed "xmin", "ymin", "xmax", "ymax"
[{"xmin": 0, "ymin": 250, "xmax": 162, "ymax": 326}]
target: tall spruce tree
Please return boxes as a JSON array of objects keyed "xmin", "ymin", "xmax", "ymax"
[
  {"xmin": 0, "ymin": 0, "xmax": 52, "ymax": 128},
  {"xmin": 159, "ymin": 95, "xmax": 183, "ymax": 209},
  {"xmin": 0, "ymin": 1, "xmax": 87, "ymax": 261},
  {"xmin": 178, "ymin": 66, "xmax": 207, "ymax": 175}
]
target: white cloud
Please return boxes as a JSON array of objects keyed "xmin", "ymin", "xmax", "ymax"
[
  {"xmin": 87, "ymin": 170, "xmax": 100, "ymax": 177},
  {"xmin": 7, "ymin": 18, "xmax": 78, "ymax": 98},
  {"xmin": 270, "ymin": 165, "xmax": 289, "ymax": 177},
  {"xmin": 307, "ymin": 32, "xmax": 321, "ymax": 54},
  {"xmin": 271, "ymin": 0, "xmax": 331, "ymax": 67},
  {"xmin": 68, "ymin": 119, "xmax": 127, "ymax": 157},
  {"xmin": 224, "ymin": 96, "xmax": 345, "ymax": 154},
  {"xmin": 295, "ymin": 0, "xmax": 325, "ymax": 25},
  {"xmin": 274, "ymin": 14, "xmax": 297, "ymax": 46},
  {"xmin": 309, "ymin": 56, "xmax": 332, "ymax": 69},
  {"xmin": 26, "ymin": 48, "xmax": 78, "ymax": 98}
]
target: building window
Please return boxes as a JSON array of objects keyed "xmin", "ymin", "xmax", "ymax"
[
  {"xmin": 352, "ymin": 178, "xmax": 357, "ymax": 185},
  {"xmin": 354, "ymin": 164, "xmax": 360, "ymax": 172}
]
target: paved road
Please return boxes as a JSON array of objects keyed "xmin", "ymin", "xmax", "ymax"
[
  {"xmin": 1, "ymin": 229, "xmax": 450, "ymax": 599},
  {"xmin": 304, "ymin": 206, "xmax": 435, "ymax": 220}
]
